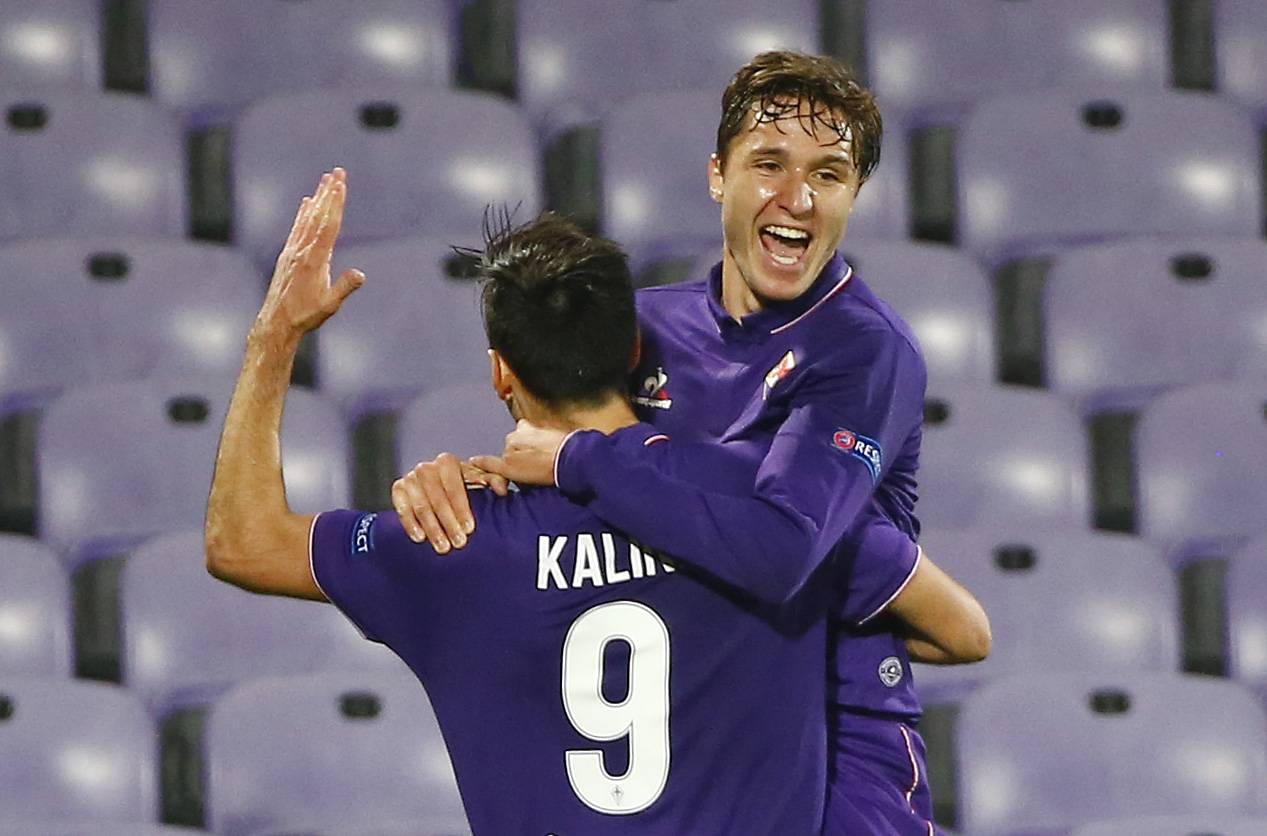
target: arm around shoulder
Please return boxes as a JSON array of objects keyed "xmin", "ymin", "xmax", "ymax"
[{"xmin": 883, "ymin": 549, "xmax": 991, "ymax": 665}]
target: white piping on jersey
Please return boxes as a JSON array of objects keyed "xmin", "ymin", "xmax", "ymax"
[
  {"xmin": 899, "ymin": 723, "xmax": 921, "ymax": 808},
  {"xmin": 769, "ymin": 265, "xmax": 853, "ymax": 335},
  {"xmin": 643, "ymin": 434, "xmax": 669, "ymax": 446},
  {"xmin": 857, "ymin": 544, "xmax": 923, "ymax": 626},
  {"xmin": 553, "ymin": 429, "xmax": 584, "ymax": 488},
  {"xmin": 308, "ymin": 513, "xmax": 331, "ymax": 602}
]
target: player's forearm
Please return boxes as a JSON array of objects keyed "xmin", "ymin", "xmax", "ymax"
[
  {"xmin": 205, "ymin": 326, "xmax": 316, "ymax": 597},
  {"xmin": 902, "ymin": 635, "xmax": 967, "ymax": 665},
  {"xmin": 558, "ymin": 431, "xmax": 823, "ymax": 604}
]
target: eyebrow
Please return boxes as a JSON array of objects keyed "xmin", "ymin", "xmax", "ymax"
[{"xmin": 747, "ymin": 146, "xmax": 854, "ymax": 167}]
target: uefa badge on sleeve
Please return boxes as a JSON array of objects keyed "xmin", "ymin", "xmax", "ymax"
[{"xmin": 831, "ymin": 428, "xmax": 883, "ymax": 484}]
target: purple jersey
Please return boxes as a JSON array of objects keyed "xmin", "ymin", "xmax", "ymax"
[
  {"xmin": 554, "ymin": 254, "xmax": 927, "ymax": 721},
  {"xmin": 311, "ymin": 425, "xmax": 831, "ymax": 836}
]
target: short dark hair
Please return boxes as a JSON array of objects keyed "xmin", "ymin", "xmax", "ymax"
[
  {"xmin": 716, "ymin": 50, "xmax": 882, "ymax": 186},
  {"xmin": 467, "ymin": 210, "xmax": 636, "ymax": 407}
]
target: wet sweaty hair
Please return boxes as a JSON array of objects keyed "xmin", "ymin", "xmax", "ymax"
[
  {"xmin": 460, "ymin": 209, "xmax": 636, "ymax": 408},
  {"xmin": 716, "ymin": 50, "xmax": 882, "ymax": 186}
]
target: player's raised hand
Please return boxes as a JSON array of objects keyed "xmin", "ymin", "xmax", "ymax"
[
  {"xmin": 469, "ymin": 419, "xmax": 567, "ymax": 487},
  {"xmin": 254, "ymin": 168, "xmax": 365, "ymax": 341}
]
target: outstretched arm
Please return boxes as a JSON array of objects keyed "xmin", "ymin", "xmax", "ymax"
[{"xmin": 205, "ymin": 168, "xmax": 364, "ymax": 600}]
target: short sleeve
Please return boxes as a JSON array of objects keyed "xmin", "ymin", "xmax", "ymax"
[{"xmin": 832, "ymin": 511, "xmax": 921, "ymax": 627}]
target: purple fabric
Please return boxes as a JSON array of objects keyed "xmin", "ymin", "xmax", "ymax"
[
  {"xmin": 311, "ymin": 425, "xmax": 832, "ymax": 834},
  {"xmin": 826, "ymin": 713, "xmax": 937, "ymax": 836}
]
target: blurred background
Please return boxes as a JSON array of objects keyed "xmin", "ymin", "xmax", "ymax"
[{"xmin": 0, "ymin": 1, "xmax": 1265, "ymax": 834}]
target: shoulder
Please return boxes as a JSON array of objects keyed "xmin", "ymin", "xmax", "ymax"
[
  {"xmin": 636, "ymin": 279, "xmax": 709, "ymax": 313},
  {"xmin": 815, "ymin": 277, "xmax": 925, "ymax": 373}
]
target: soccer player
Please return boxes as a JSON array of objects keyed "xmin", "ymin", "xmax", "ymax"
[
  {"xmin": 392, "ymin": 52, "xmax": 989, "ymax": 835},
  {"xmin": 205, "ymin": 169, "xmax": 911, "ymax": 834}
]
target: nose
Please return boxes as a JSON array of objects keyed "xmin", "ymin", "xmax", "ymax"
[{"xmin": 778, "ymin": 172, "xmax": 814, "ymax": 217}]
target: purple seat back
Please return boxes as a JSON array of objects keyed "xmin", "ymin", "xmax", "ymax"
[
  {"xmin": 4, "ymin": 824, "xmax": 199, "ymax": 836},
  {"xmin": 1227, "ymin": 535, "xmax": 1267, "ymax": 701},
  {"xmin": 121, "ymin": 529, "xmax": 397, "ymax": 717},
  {"xmin": 233, "ymin": 87, "xmax": 538, "ymax": 265},
  {"xmin": 957, "ymin": 672, "xmax": 1267, "ymax": 835},
  {"xmin": 321, "ymin": 237, "xmax": 489, "ymax": 418},
  {"xmin": 204, "ymin": 671, "xmax": 467, "ymax": 836},
  {"xmin": 0, "ymin": 2, "xmax": 102, "ymax": 91},
  {"xmin": 0, "ymin": 237, "xmax": 261, "ymax": 385},
  {"xmin": 1135, "ymin": 382, "xmax": 1267, "ymax": 566},
  {"xmin": 150, "ymin": 0, "xmax": 453, "ymax": 125},
  {"xmin": 957, "ymin": 91, "xmax": 1262, "ymax": 265},
  {"xmin": 37, "ymin": 377, "xmax": 349, "ymax": 568},
  {"xmin": 1073, "ymin": 815, "xmax": 1267, "ymax": 836},
  {"xmin": 913, "ymin": 526, "xmax": 1178, "ymax": 702},
  {"xmin": 918, "ymin": 384, "xmax": 1090, "ymax": 530},
  {"xmin": 842, "ymin": 240, "xmax": 993, "ymax": 385},
  {"xmin": 396, "ymin": 382, "xmax": 513, "ymax": 470},
  {"xmin": 0, "ymin": 91, "xmax": 186, "ymax": 240},
  {"xmin": 0, "ymin": 535, "xmax": 71, "ymax": 677},
  {"xmin": 869, "ymin": 0, "xmax": 1168, "ymax": 118},
  {"xmin": 0, "ymin": 677, "xmax": 156, "ymax": 822},
  {"xmin": 1216, "ymin": 0, "xmax": 1267, "ymax": 118},
  {"xmin": 1046, "ymin": 237, "xmax": 1267, "ymax": 412},
  {"xmin": 518, "ymin": 0, "xmax": 816, "ymax": 127}
]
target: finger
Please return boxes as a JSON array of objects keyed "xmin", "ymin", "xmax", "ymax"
[
  {"xmin": 468, "ymin": 455, "xmax": 513, "ymax": 479},
  {"xmin": 316, "ymin": 179, "xmax": 347, "ymax": 251},
  {"xmin": 390, "ymin": 480, "xmax": 427, "ymax": 543},
  {"xmin": 415, "ymin": 466, "xmax": 454, "ymax": 553},
  {"xmin": 326, "ymin": 268, "xmax": 365, "ymax": 312},
  {"xmin": 487, "ymin": 473, "xmax": 510, "ymax": 496},
  {"xmin": 435, "ymin": 453, "xmax": 476, "ymax": 538}
]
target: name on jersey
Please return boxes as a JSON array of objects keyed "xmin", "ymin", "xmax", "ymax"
[
  {"xmin": 537, "ymin": 533, "xmax": 675, "ymax": 591},
  {"xmin": 832, "ymin": 429, "xmax": 883, "ymax": 483}
]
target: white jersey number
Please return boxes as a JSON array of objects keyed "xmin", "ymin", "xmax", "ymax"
[{"xmin": 561, "ymin": 600, "xmax": 670, "ymax": 814}]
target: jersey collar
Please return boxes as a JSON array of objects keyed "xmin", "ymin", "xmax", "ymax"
[{"xmin": 706, "ymin": 253, "xmax": 853, "ymax": 340}]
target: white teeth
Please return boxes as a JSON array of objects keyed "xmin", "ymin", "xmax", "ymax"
[
  {"xmin": 771, "ymin": 253, "xmax": 799, "ymax": 265},
  {"xmin": 762, "ymin": 225, "xmax": 810, "ymax": 240}
]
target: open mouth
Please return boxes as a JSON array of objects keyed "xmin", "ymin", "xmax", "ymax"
[{"xmin": 759, "ymin": 224, "xmax": 812, "ymax": 267}]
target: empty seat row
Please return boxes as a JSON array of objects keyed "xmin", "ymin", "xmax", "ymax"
[
  {"xmin": 21, "ymin": 2, "xmax": 1267, "ymax": 124},
  {"xmin": 0, "ymin": 672, "xmax": 468, "ymax": 835}
]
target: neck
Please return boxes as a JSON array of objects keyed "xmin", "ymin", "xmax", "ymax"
[
  {"xmin": 522, "ymin": 394, "xmax": 640, "ymax": 436},
  {"xmin": 720, "ymin": 248, "xmax": 764, "ymax": 321}
]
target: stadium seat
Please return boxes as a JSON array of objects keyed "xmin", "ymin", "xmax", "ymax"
[
  {"xmin": 841, "ymin": 240, "xmax": 994, "ymax": 385},
  {"xmin": 956, "ymin": 91, "xmax": 1262, "ymax": 265},
  {"xmin": 0, "ymin": 90, "xmax": 187, "ymax": 240},
  {"xmin": 37, "ymin": 377, "xmax": 349, "ymax": 569},
  {"xmin": 233, "ymin": 87, "xmax": 539, "ymax": 264},
  {"xmin": 246, "ymin": 817, "xmax": 471, "ymax": 836},
  {"xmin": 913, "ymin": 526, "xmax": 1178, "ymax": 703},
  {"xmin": 1227, "ymin": 534, "xmax": 1267, "ymax": 701},
  {"xmin": 0, "ymin": 237, "xmax": 261, "ymax": 385},
  {"xmin": 150, "ymin": 0, "xmax": 453, "ymax": 125},
  {"xmin": 1045, "ymin": 237, "xmax": 1267, "ymax": 412},
  {"xmin": 917, "ymin": 383, "xmax": 1091, "ymax": 530},
  {"xmin": 957, "ymin": 672, "xmax": 1267, "ymax": 835},
  {"xmin": 1072, "ymin": 815, "xmax": 1267, "ymax": 836},
  {"xmin": 864, "ymin": 0, "xmax": 1168, "ymax": 118},
  {"xmin": 601, "ymin": 90, "xmax": 908, "ymax": 270},
  {"xmin": 517, "ymin": 0, "xmax": 817, "ymax": 128},
  {"xmin": 396, "ymin": 382, "xmax": 514, "ymax": 471},
  {"xmin": 1215, "ymin": 0, "xmax": 1267, "ymax": 118},
  {"xmin": 4, "ymin": 824, "xmax": 202, "ymax": 836},
  {"xmin": 0, "ymin": 678, "xmax": 156, "ymax": 823},
  {"xmin": 1135, "ymin": 381, "xmax": 1267, "ymax": 566},
  {"xmin": 320, "ymin": 237, "xmax": 489, "ymax": 418},
  {"xmin": 0, "ymin": 1, "xmax": 102, "ymax": 91},
  {"xmin": 0, "ymin": 535, "xmax": 71, "ymax": 677},
  {"xmin": 121, "ymin": 529, "xmax": 400, "ymax": 717},
  {"xmin": 203, "ymin": 671, "xmax": 467, "ymax": 836}
]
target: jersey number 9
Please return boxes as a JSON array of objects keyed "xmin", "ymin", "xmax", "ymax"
[{"xmin": 561, "ymin": 600, "xmax": 671, "ymax": 814}]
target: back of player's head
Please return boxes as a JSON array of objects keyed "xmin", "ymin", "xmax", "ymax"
[
  {"xmin": 472, "ymin": 210, "xmax": 636, "ymax": 407},
  {"xmin": 716, "ymin": 50, "xmax": 882, "ymax": 186}
]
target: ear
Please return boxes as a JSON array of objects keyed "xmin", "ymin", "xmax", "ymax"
[
  {"xmin": 489, "ymin": 349, "xmax": 514, "ymax": 402},
  {"xmin": 708, "ymin": 153, "xmax": 724, "ymax": 204}
]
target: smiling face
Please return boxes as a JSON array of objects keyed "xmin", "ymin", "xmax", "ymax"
[{"xmin": 709, "ymin": 99, "xmax": 860, "ymax": 319}]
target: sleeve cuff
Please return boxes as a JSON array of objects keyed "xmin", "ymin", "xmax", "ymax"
[{"xmin": 554, "ymin": 429, "xmax": 603, "ymax": 497}]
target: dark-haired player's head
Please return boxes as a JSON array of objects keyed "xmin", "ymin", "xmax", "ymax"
[
  {"xmin": 708, "ymin": 50, "xmax": 882, "ymax": 311},
  {"xmin": 471, "ymin": 212, "xmax": 637, "ymax": 426}
]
